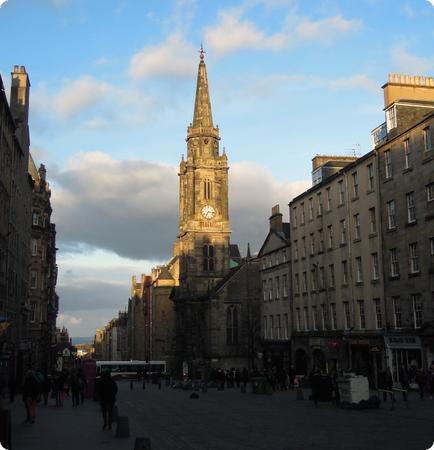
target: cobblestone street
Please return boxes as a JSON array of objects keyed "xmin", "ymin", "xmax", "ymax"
[{"xmin": 9, "ymin": 381, "xmax": 434, "ymax": 450}]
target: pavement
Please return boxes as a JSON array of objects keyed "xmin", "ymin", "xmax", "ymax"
[{"xmin": 7, "ymin": 381, "xmax": 434, "ymax": 450}]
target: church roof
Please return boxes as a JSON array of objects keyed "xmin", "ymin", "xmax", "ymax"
[
  {"xmin": 192, "ymin": 54, "xmax": 213, "ymax": 128},
  {"xmin": 155, "ymin": 265, "xmax": 174, "ymax": 281}
]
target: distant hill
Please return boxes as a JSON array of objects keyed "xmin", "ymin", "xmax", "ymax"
[{"xmin": 71, "ymin": 337, "xmax": 93, "ymax": 345}]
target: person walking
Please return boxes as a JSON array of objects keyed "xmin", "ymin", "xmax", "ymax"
[
  {"xmin": 8, "ymin": 375, "xmax": 16, "ymax": 403},
  {"xmin": 22, "ymin": 371, "xmax": 39, "ymax": 424},
  {"xmin": 98, "ymin": 371, "xmax": 118, "ymax": 430},
  {"xmin": 41, "ymin": 374, "xmax": 51, "ymax": 406},
  {"xmin": 309, "ymin": 366, "xmax": 322, "ymax": 407},
  {"xmin": 77, "ymin": 369, "xmax": 87, "ymax": 405},
  {"xmin": 70, "ymin": 371, "xmax": 80, "ymax": 407},
  {"xmin": 415, "ymin": 369, "xmax": 426, "ymax": 400},
  {"xmin": 242, "ymin": 367, "xmax": 249, "ymax": 389}
]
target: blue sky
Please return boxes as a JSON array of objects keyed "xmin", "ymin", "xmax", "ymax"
[{"xmin": 1, "ymin": 0, "xmax": 433, "ymax": 337}]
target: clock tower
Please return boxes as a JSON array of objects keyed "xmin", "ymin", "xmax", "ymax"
[{"xmin": 175, "ymin": 49, "xmax": 231, "ymax": 298}]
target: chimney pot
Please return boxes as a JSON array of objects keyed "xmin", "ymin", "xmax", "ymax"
[
  {"xmin": 13, "ymin": 65, "xmax": 19, "ymax": 73},
  {"xmin": 20, "ymin": 66, "xmax": 26, "ymax": 73}
]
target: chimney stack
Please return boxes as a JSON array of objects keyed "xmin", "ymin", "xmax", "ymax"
[
  {"xmin": 269, "ymin": 205, "xmax": 283, "ymax": 232},
  {"xmin": 10, "ymin": 65, "xmax": 31, "ymax": 154}
]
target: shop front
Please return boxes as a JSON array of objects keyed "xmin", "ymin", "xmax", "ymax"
[
  {"xmin": 349, "ymin": 337, "xmax": 385, "ymax": 388},
  {"xmin": 384, "ymin": 335, "xmax": 422, "ymax": 383}
]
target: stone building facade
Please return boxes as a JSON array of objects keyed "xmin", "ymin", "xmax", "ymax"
[
  {"xmin": 0, "ymin": 66, "xmax": 33, "ymax": 381},
  {"xmin": 288, "ymin": 73, "xmax": 434, "ymax": 385},
  {"xmin": 290, "ymin": 152, "xmax": 385, "ymax": 385},
  {"xmin": 373, "ymin": 74, "xmax": 434, "ymax": 382},
  {"xmin": 127, "ymin": 274, "xmax": 148, "ymax": 360},
  {"xmin": 27, "ymin": 157, "xmax": 58, "ymax": 372},
  {"xmin": 258, "ymin": 205, "xmax": 292, "ymax": 373}
]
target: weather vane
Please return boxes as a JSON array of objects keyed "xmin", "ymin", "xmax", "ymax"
[{"xmin": 199, "ymin": 42, "xmax": 205, "ymax": 61}]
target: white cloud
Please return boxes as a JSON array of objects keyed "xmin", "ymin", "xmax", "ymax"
[
  {"xmin": 129, "ymin": 34, "xmax": 196, "ymax": 79},
  {"xmin": 204, "ymin": 7, "xmax": 362, "ymax": 55},
  {"xmin": 324, "ymin": 74, "xmax": 378, "ymax": 93},
  {"xmin": 53, "ymin": 76, "xmax": 111, "ymax": 118},
  {"xmin": 290, "ymin": 15, "xmax": 362, "ymax": 45},
  {"xmin": 31, "ymin": 75, "xmax": 157, "ymax": 131},
  {"xmin": 58, "ymin": 314, "xmax": 83, "ymax": 326},
  {"xmin": 205, "ymin": 10, "xmax": 286, "ymax": 55},
  {"xmin": 0, "ymin": 1, "xmax": 8, "ymax": 9},
  {"xmin": 392, "ymin": 46, "xmax": 433, "ymax": 74},
  {"xmin": 50, "ymin": 151, "xmax": 308, "ymax": 260},
  {"xmin": 427, "ymin": 0, "xmax": 434, "ymax": 8}
]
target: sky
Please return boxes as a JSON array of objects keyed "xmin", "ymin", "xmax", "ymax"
[{"xmin": 1, "ymin": 0, "xmax": 433, "ymax": 338}]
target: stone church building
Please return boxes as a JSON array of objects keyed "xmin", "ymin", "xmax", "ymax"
[{"xmin": 167, "ymin": 51, "xmax": 262, "ymax": 377}]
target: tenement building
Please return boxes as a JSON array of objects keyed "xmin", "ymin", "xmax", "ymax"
[
  {"xmin": 373, "ymin": 74, "xmax": 434, "ymax": 383},
  {"xmin": 290, "ymin": 152, "xmax": 385, "ymax": 386},
  {"xmin": 0, "ymin": 66, "xmax": 33, "ymax": 381},
  {"xmin": 127, "ymin": 274, "xmax": 148, "ymax": 360},
  {"xmin": 258, "ymin": 205, "xmax": 291, "ymax": 373},
  {"xmin": 289, "ymin": 73, "xmax": 434, "ymax": 386},
  {"xmin": 171, "ymin": 51, "xmax": 261, "ymax": 376},
  {"xmin": 28, "ymin": 158, "xmax": 58, "ymax": 372}
]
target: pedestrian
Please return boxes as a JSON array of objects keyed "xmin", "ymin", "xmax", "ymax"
[
  {"xmin": 8, "ymin": 374, "xmax": 16, "ymax": 403},
  {"xmin": 41, "ymin": 374, "xmax": 51, "ymax": 406},
  {"xmin": 242, "ymin": 367, "xmax": 249, "ymax": 389},
  {"xmin": 309, "ymin": 366, "xmax": 322, "ymax": 407},
  {"xmin": 427, "ymin": 362, "xmax": 434, "ymax": 399},
  {"xmin": 415, "ymin": 369, "xmax": 426, "ymax": 400},
  {"xmin": 288, "ymin": 366, "xmax": 296, "ymax": 390},
  {"xmin": 98, "ymin": 371, "xmax": 118, "ymax": 430},
  {"xmin": 22, "ymin": 371, "xmax": 39, "ymax": 424},
  {"xmin": 56, "ymin": 372, "xmax": 66, "ymax": 407},
  {"xmin": 235, "ymin": 368, "xmax": 241, "ymax": 388},
  {"xmin": 70, "ymin": 371, "xmax": 80, "ymax": 407},
  {"xmin": 78, "ymin": 369, "xmax": 87, "ymax": 405}
]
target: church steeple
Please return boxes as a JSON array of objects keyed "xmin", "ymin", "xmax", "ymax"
[{"xmin": 192, "ymin": 45, "xmax": 213, "ymax": 128}]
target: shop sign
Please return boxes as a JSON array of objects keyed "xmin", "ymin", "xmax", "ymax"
[
  {"xmin": 384, "ymin": 336, "xmax": 421, "ymax": 349},
  {"xmin": 370, "ymin": 346, "xmax": 381, "ymax": 353},
  {"xmin": 310, "ymin": 338, "xmax": 323, "ymax": 348},
  {"xmin": 327, "ymin": 340, "xmax": 341, "ymax": 349}
]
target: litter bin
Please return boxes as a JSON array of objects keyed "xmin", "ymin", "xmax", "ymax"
[{"xmin": 251, "ymin": 377, "xmax": 272, "ymax": 395}]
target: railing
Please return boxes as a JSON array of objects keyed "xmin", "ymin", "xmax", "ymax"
[
  {"xmin": 371, "ymin": 122, "xmax": 387, "ymax": 147},
  {"xmin": 377, "ymin": 387, "xmax": 409, "ymax": 410}
]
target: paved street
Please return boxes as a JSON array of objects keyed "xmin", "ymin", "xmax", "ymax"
[{"xmin": 9, "ymin": 381, "xmax": 434, "ymax": 450}]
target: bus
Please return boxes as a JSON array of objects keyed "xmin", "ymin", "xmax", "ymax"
[{"xmin": 95, "ymin": 360, "xmax": 166, "ymax": 379}]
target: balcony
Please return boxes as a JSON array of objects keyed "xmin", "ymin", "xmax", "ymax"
[{"xmin": 371, "ymin": 122, "xmax": 387, "ymax": 147}]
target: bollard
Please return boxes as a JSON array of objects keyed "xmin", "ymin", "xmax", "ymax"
[
  {"xmin": 240, "ymin": 385, "xmax": 246, "ymax": 393},
  {"xmin": 134, "ymin": 436, "xmax": 152, "ymax": 450},
  {"xmin": 142, "ymin": 381, "xmax": 146, "ymax": 390},
  {"xmin": 130, "ymin": 381, "xmax": 134, "ymax": 390},
  {"xmin": 202, "ymin": 383, "xmax": 208, "ymax": 393},
  {"xmin": 115, "ymin": 416, "xmax": 130, "ymax": 438},
  {"xmin": 158, "ymin": 381, "xmax": 161, "ymax": 390},
  {"xmin": 112, "ymin": 405, "xmax": 119, "ymax": 422}
]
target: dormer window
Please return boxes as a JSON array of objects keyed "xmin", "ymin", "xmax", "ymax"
[{"xmin": 386, "ymin": 105, "xmax": 397, "ymax": 131}]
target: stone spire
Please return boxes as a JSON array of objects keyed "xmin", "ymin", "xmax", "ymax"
[{"xmin": 192, "ymin": 46, "xmax": 213, "ymax": 128}]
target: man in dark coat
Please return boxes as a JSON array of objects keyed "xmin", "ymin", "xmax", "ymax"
[
  {"xmin": 309, "ymin": 366, "xmax": 322, "ymax": 407},
  {"xmin": 98, "ymin": 371, "xmax": 118, "ymax": 430}
]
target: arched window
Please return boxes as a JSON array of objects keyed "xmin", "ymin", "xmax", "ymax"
[
  {"xmin": 226, "ymin": 306, "xmax": 239, "ymax": 345},
  {"xmin": 203, "ymin": 245, "xmax": 215, "ymax": 272},
  {"xmin": 204, "ymin": 180, "xmax": 212, "ymax": 200}
]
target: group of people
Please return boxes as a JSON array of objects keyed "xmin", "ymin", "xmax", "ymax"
[
  {"xmin": 210, "ymin": 367, "xmax": 249, "ymax": 389},
  {"xmin": 20, "ymin": 368, "xmax": 88, "ymax": 424},
  {"xmin": 380, "ymin": 363, "xmax": 434, "ymax": 400}
]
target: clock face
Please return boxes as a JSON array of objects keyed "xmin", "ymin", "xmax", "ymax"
[{"xmin": 201, "ymin": 205, "xmax": 215, "ymax": 220}]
